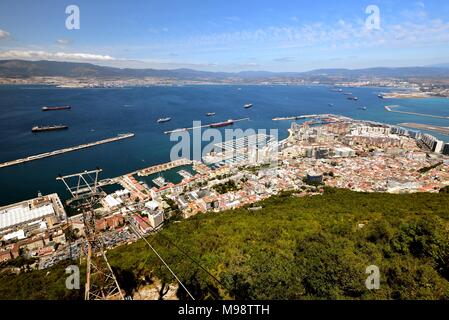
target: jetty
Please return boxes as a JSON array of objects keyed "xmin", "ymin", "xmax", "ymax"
[
  {"xmin": 385, "ymin": 105, "xmax": 449, "ymax": 120},
  {"xmin": 164, "ymin": 118, "xmax": 250, "ymax": 135},
  {"xmin": 271, "ymin": 114, "xmax": 342, "ymax": 121},
  {"xmin": 0, "ymin": 133, "xmax": 135, "ymax": 169}
]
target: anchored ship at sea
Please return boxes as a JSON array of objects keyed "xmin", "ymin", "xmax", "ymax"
[
  {"xmin": 210, "ymin": 119, "xmax": 235, "ymax": 128},
  {"xmin": 42, "ymin": 106, "xmax": 71, "ymax": 111},
  {"xmin": 157, "ymin": 117, "xmax": 171, "ymax": 123},
  {"xmin": 31, "ymin": 125, "xmax": 68, "ymax": 132}
]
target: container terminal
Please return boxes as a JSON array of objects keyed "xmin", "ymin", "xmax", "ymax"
[{"xmin": 0, "ymin": 133, "xmax": 135, "ymax": 169}]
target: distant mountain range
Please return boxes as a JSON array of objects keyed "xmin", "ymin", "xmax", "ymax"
[{"xmin": 0, "ymin": 59, "xmax": 448, "ymax": 80}]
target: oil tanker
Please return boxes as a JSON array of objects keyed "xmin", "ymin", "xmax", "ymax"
[
  {"xmin": 32, "ymin": 125, "xmax": 68, "ymax": 132},
  {"xmin": 209, "ymin": 119, "xmax": 235, "ymax": 128},
  {"xmin": 42, "ymin": 106, "xmax": 71, "ymax": 111}
]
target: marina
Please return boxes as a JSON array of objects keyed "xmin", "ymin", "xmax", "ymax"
[{"xmin": 0, "ymin": 133, "xmax": 135, "ymax": 169}]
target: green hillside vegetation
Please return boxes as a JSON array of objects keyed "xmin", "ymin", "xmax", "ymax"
[{"xmin": 1, "ymin": 188, "xmax": 449, "ymax": 300}]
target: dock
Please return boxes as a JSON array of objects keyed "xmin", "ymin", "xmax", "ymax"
[
  {"xmin": 385, "ymin": 105, "xmax": 449, "ymax": 120},
  {"xmin": 0, "ymin": 133, "xmax": 135, "ymax": 169},
  {"xmin": 164, "ymin": 118, "xmax": 250, "ymax": 135}
]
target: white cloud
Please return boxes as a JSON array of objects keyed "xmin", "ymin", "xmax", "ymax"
[
  {"xmin": 56, "ymin": 39, "xmax": 71, "ymax": 45},
  {"xmin": 0, "ymin": 29, "xmax": 10, "ymax": 39},
  {"xmin": 0, "ymin": 50, "xmax": 116, "ymax": 61},
  {"xmin": 172, "ymin": 14, "xmax": 449, "ymax": 52}
]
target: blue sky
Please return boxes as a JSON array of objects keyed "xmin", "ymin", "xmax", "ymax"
[{"xmin": 1, "ymin": 0, "xmax": 449, "ymax": 71}]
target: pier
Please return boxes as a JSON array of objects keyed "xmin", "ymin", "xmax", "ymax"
[
  {"xmin": 272, "ymin": 114, "xmax": 318, "ymax": 121},
  {"xmin": 385, "ymin": 105, "xmax": 449, "ymax": 120},
  {"xmin": 164, "ymin": 118, "xmax": 250, "ymax": 135},
  {"xmin": 0, "ymin": 133, "xmax": 135, "ymax": 169},
  {"xmin": 272, "ymin": 114, "xmax": 344, "ymax": 121}
]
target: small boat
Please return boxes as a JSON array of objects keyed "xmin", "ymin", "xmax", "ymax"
[
  {"xmin": 157, "ymin": 117, "xmax": 171, "ymax": 123},
  {"xmin": 328, "ymin": 103, "xmax": 334, "ymax": 107},
  {"xmin": 244, "ymin": 103, "xmax": 253, "ymax": 109},
  {"xmin": 358, "ymin": 106, "xmax": 367, "ymax": 111},
  {"xmin": 347, "ymin": 96, "xmax": 359, "ymax": 101},
  {"xmin": 377, "ymin": 94, "xmax": 384, "ymax": 99},
  {"xmin": 206, "ymin": 112, "xmax": 216, "ymax": 116}
]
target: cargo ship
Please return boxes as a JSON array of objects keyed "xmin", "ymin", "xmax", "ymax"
[
  {"xmin": 206, "ymin": 112, "xmax": 216, "ymax": 116},
  {"xmin": 210, "ymin": 119, "xmax": 235, "ymax": 128},
  {"xmin": 244, "ymin": 103, "xmax": 253, "ymax": 109},
  {"xmin": 31, "ymin": 125, "xmax": 68, "ymax": 132},
  {"xmin": 157, "ymin": 117, "xmax": 171, "ymax": 123},
  {"xmin": 42, "ymin": 106, "xmax": 71, "ymax": 111}
]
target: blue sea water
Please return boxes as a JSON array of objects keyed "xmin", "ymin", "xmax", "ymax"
[{"xmin": 0, "ymin": 84, "xmax": 448, "ymax": 205}]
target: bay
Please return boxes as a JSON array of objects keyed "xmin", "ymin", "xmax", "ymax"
[{"xmin": 0, "ymin": 84, "xmax": 448, "ymax": 205}]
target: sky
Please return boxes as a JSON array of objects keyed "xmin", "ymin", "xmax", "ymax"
[{"xmin": 1, "ymin": 0, "xmax": 449, "ymax": 72}]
